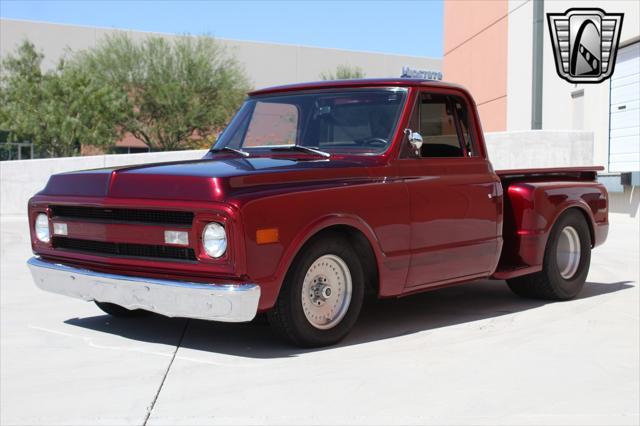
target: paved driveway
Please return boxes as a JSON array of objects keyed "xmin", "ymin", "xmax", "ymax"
[{"xmin": 1, "ymin": 215, "xmax": 638, "ymax": 425}]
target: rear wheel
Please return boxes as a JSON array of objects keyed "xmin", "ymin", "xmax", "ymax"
[
  {"xmin": 94, "ymin": 301, "xmax": 151, "ymax": 317},
  {"xmin": 268, "ymin": 233, "xmax": 365, "ymax": 347},
  {"xmin": 507, "ymin": 210, "xmax": 591, "ymax": 300}
]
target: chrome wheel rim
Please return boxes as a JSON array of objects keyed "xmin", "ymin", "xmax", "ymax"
[
  {"xmin": 301, "ymin": 254, "xmax": 352, "ymax": 330},
  {"xmin": 556, "ymin": 226, "xmax": 581, "ymax": 279}
]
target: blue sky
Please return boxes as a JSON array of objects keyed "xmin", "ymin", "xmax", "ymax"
[{"xmin": 0, "ymin": 0, "xmax": 443, "ymax": 58}]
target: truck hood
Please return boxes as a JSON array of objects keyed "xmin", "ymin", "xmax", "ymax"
[{"xmin": 40, "ymin": 156, "xmax": 373, "ymax": 202}]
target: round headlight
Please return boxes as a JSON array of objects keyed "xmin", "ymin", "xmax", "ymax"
[
  {"xmin": 35, "ymin": 213, "xmax": 50, "ymax": 243},
  {"xmin": 202, "ymin": 222, "xmax": 227, "ymax": 258}
]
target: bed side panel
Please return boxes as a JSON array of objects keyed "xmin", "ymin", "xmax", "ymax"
[{"xmin": 499, "ymin": 180, "xmax": 608, "ymax": 269}]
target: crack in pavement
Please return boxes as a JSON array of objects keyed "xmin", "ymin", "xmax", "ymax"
[{"xmin": 142, "ymin": 319, "xmax": 190, "ymax": 426}]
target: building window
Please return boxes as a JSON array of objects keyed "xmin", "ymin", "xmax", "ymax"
[{"xmin": 0, "ymin": 131, "xmax": 34, "ymax": 161}]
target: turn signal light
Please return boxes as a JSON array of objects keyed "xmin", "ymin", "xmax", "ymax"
[{"xmin": 256, "ymin": 228, "xmax": 279, "ymax": 244}]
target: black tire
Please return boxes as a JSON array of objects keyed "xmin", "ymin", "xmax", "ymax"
[
  {"xmin": 507, "ymin": 209, "xmax": 591, "ymax": 300},
  {"xmin": 94, "ymin": 301, "xmax": 151, "ymax": 317},
  {"xmin": 267, "ymin": 232, "xmax": 365, "ymax": 347}
]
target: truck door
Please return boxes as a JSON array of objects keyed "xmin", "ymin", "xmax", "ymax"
[{"xmin": 396, "ymin": 90, "xmax": 501, "ymax": 288}]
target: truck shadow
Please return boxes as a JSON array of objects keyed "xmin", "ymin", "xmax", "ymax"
[{"xmin": 64, "ymin": 280, "xmax": 634, "ymax": 359}]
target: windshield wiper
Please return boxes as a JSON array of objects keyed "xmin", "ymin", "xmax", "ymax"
[
  {"xmin": 210, "ymin": 146, "xmax": 250, "ymax": 157},
  {"xmin": 272, "ymin": 145, "xmax": 331, "ymax": 158}
]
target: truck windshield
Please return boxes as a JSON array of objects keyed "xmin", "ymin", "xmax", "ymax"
[{"xmin": 213, "ymin": 88, "xmax": 407, "ymax": 155}]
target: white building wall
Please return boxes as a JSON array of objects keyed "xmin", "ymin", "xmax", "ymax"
[
  {"xmin": 506, "ymin": 0, "xmax": 639, "ymax": 172},
  {"xmin": 506, "ymin": 0, "xmax": 533, "ymax": 130},
  {"xmin": 485, "ymin": 130, "xmax": 593, "ymax": 170},
  {"xmin": 0, "ymin": 19, "xmax": 441, "ymax": 90},
  {"xmin": 541, "ymin": 0, "xmax": 639, "ymax": 172}
]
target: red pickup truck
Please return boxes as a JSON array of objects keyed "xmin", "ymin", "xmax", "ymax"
[{"xmin": 28, "ymin": 79, "xmax": 609, "ymax": 347}]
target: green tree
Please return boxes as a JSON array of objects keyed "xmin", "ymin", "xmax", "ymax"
[
  {"xmin": 72, "ymin": 34, "xmax": 251, "ymax": 151},
  {"xmin": 0, "ymin": 41, "xmax": 129, "ymax": 157},
  {"xmin": 320, "ymin": 64, "xmax": 366, "ymax": 80}
]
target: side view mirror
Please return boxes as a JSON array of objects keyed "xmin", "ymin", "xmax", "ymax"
[{"xmin": 404, "ymin": 129, "xmax": 423, "ymax": 151}]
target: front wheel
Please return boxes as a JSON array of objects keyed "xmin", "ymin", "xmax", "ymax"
[
  {"xmin": 507, "ymin": 209, "xmax": 591, "ymax": 300},
  {"xmin": 268, "ymin": 233, "xmax": 365, "ymax": 347}
]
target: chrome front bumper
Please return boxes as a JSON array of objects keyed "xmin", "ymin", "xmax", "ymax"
[{"xmin": 27, "ymin": 257, "xmax": 260, "ymax": 322}]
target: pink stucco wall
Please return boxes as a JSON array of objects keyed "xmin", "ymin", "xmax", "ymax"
[{"xmin": 443, "ymin": 0, "xmax": 508, "ymax": 132}]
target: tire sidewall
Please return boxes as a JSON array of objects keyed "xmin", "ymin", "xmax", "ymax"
[{"xmin": 544, "ymin": 210, "xmax": 591, "ymax": 299}]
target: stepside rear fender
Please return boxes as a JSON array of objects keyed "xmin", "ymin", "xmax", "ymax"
[{"xmin": 499, "ymin": 180, "xmax": 608, "ymax": 269}]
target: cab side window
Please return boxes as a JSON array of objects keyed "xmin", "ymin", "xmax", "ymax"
[
  {"xmin": 407, "ymin": 93, "xmax": 476, "ymax": 158},
  {"xmin": 452, "ymin": 97, "xmax": 476, "ymax": 156},
  {"xmin": 419, "ymin": 94, "xmax": 463, "ymax": 157}
]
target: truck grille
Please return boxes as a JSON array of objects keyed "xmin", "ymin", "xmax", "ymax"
[
  {"xmin": 50, "ymin": 205, "xmax": 193, "ymax": 226},
  {"xmin": 53, "ymin": 237, "xmax": 197, "ymax": 261}
]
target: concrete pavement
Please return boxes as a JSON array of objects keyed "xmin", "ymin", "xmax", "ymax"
[{"xmin": 1, "ymin": 214, "xmax": 638, "ymax": 425}]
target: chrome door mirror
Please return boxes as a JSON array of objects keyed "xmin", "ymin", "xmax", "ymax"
[{"xmin": 404, "ymin": 129, "xmax": 423, "ymax": 152}]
